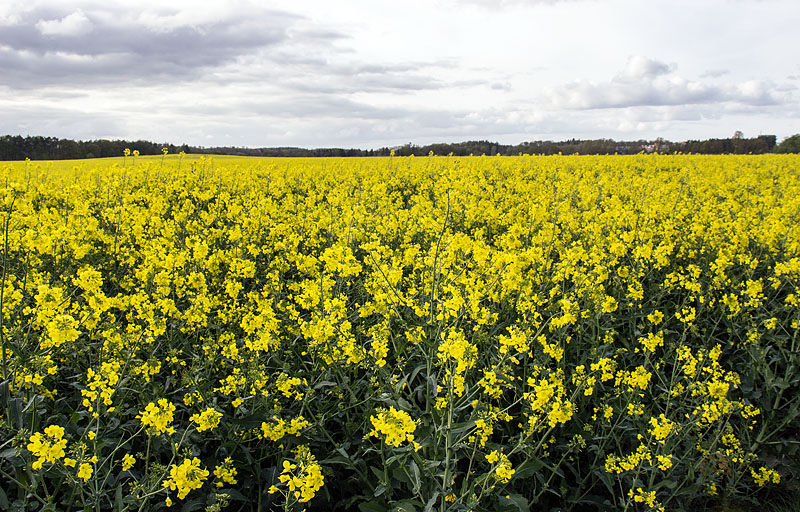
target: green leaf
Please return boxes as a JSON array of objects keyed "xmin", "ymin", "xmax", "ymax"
[
  {"xmin": 393, "ymin": 500, "xmax": 420, "ymax": 512},
  {"xmin": 392, "ymin": 467, "xmax": 411, "ymax": 485},
  {"xmin": 180, "ymin": 498, "xmax": 205, "ymax": 512},
  {"xmin": 359, "ymin": 500, "xmax": 387, "ymax": 512},
  {"xmin": 409, "ymin": 459, "xmax": 421, "ymax": 495},
  {"xmin": 422, "ymin": 492, "xmax": 440, "ymax": 512},
  {"xmin": 497, "ymin": 493, "xmax": 529, "ymax": 512},
  {"xmin": 229, "ymin": 414, "xmax": 265, "ymax": 428},
  {"xmin": 654, "ymin": 479, "xmax": 678, "ymax": 490},
  {"xmin": 513, "ymin": 457, "xmax": 544, "ymax": 479},
  {"xmin": 7, "ymin": 397, "xmax": 23, "ymax": 430},
  {"xmin": 114, "ymin": 483, "xmax": 123, "ymax": 511},
  {"xmin": 222, "ymin": 488, "xmax": 248, "ymax": 501},
  {"xmin": 448, "ymin": 420, "xmax": 476, "ymax": 435},
  {"xmin": 0, "ymin": 379, "xmax": 9, "ymax": 408}
]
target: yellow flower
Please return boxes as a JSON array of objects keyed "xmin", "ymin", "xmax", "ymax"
[
  {"xmin": 628, "ymin": 487, "xmax": 659, "ymax": 508},
  {"xmin": 162, "ymin": 457, "xmax": 209, "ymax": 500},
  {"xmin": 190, "ymin": 407, "xmax": 223, "ymax": 432},
  {"xmin": 121, "ymin": 453, "xmax": 136, "ymax": 471},
  {"xmin": 43, "ymin": 314, "xmax": 80, "ymax": 349},
  {"xmin": 77, "ymin": 462, "xmax": 93, "ymax": 482},
  {"xmin": 647, "ymin": 310, "xmax": 664, "ymax": 324},
  {"xmin": 485, "ymin": 450, "xmax": 514, "ymax": 483},
  {"xmin": 27, "ymin": 425, "xmax": 67, "ymax": 470},
  {"xmin": 213, "ymin": 457, "xmax": 238, "ymax": 487},
  {"xmin": 638, "ymin": 331, "xmax": 664, "ymax": 353},
  {"xmin": 601, "ymin": 295, "xmax": 618, "ymax": 313},
  {"xmin": 369, "ymin": 406, "xmax": 417, "ymax": 447},
  {"xmin": 260, "ymin": 416, "xmax": 310, "ymax": 442},
  {"xmin": 138, "ymin": 398, "xmax": 176, "ymax": 435},
  {"xmin": 648, "ymin": 414, "xmax": 676, "ymax": 443},
  {"xmin": 273, "ymin": 446, "xmax": 324, "ymax": 503},
  {"xmin": 752, "ymin": 467, "xmax": 780, "ymax": 486}
]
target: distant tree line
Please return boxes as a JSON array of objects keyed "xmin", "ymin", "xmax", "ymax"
[
  {"xmin": 777, "ymin": 134, "xmax": 800, "ymax": 154},
  {"xmin": 196, "ymin": 146, "xmax": 386, "ymax": 158},
  {"xmin": 2, "ymin": 134, "xmax": 797, "ymax": 161},
  {"xmin": 388, "ymin": 135, "xmax": 779, "ymax": 156},
  {"xmin": 0, "ymin": 135, "xmax": 189, "ymax": 161}
]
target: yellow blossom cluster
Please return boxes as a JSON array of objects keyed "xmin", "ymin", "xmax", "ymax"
[
  {"xmin": 260, "ymin": 416, "xmax": 310, "ymax": 442},
  {"xmin": 190, "ymin": 407, "xmax": 223, "ymax": 432},
  {"xmin": 138, "ymin": 398, "xmax": 176, "ymax": 435},
  {"xmin": 628, "ymin": 487, "xmax": 663, "ymax": 511},
  {"xmin": 485, "ymin": 450, "xmax": 515, "ymax": 483},
  {"xmin": 27, "ymin": 425, "xmax": 68, "ymax": 470},
  {"xmin": 162, "ymin": 457, "xmax": 209, "ymax": 500},
  {"xmin": 648, "ymin": 414, "xmax": 676, "ymax": 443},
  {"xmin": 269, "ymin": 446, "xmax": 325, "ymax": 503},
  {"xmin": 369, "ymin": 406, "xmax": 418, "ymax": 448},
  {"xmin": 121, "ymin": 454, "xmax": 136, "ymax": 471},
  {"xmin": 751, "ymin": 466, "xmax": 781, "ymax": 486},
  {"xmin": 213, "ymin": 457, "xmax": 238, "ymax": 487}
]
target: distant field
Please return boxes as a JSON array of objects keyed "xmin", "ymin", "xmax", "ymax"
[
  {"xmin": 1, "ymin": 154, "xmax": 799, "ymax": 511},
  {"xmin": 2, "ymin": 153, "xmax": 309, "ymax": 170}
]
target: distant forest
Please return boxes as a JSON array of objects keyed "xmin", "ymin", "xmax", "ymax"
[{"xmin": 1, "ymin": 133, "xmax": 796, "ymax": 161}]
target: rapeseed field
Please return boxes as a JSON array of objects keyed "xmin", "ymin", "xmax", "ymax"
[{"xmin": 1, "ymin": 153, "xmax": 799, "ymax": 511}]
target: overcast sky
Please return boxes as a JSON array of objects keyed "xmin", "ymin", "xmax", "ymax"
[{"xmin": 1, "ymin": 0, "xmax": 798, "ymax": 148}]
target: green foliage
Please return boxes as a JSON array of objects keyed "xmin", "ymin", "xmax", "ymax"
[{"xmin": 777, "ymin": 134, "xmax": 800, "ymax": 154}]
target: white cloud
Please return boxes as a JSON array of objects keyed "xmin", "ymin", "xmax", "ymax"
[
  {"xmin": 453, "ymin": 0, "xmax": 590, "ymax": 7},
  {"xmin": 619, "ymin": 55, "xmax": 673, "ymax": 81},
  {"xmin": 36, "ymin": 10, "xmax": 92, "ymax": 36},
  {"xmin": 546, "ymin": 57, "xmax": 791, "ymax": 110}
]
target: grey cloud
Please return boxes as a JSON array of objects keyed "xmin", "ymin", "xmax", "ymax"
[
  {"xmin": 701, "ymin": 69, "xmax": 730, "ymax": 78},
  {"xmin": 173, "ymin": 93, "xmax": 468, "ymax": 124},
  {"xmin": 219, "ymin": 95, "xmax": 396, "ymax": 120},
  {"xmin": 491, "ymin": 82, "xmax": 512, "ymax": 91},
  {"xmin": 0, "ymin": 4, "xmax": 317, "ymax": 87},
  {"xmin": 0, "ymin": 102, "xmax": 124, "ymax": 139},
  {"xmin": 280, "ymin": 73, "xmax": 447, "ymax": 94},
  {"xmin": 151, "ymin": 91, "xmax": 538, "ymax": 147},
  {"xmin": 216, "ymin": 48, "xmax": 465, "ymax": 95},
  {"xmin": 0, "ymin": 3, "xmax": 466, "ymax": 100}
]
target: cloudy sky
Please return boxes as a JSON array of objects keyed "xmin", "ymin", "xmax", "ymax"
[{"xmin": 1, "ymin": 0, "xmax": 798, "ymax": 148}]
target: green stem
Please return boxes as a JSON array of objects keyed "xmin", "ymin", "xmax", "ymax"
[{"xmin": 0, "ymin": 204, "xmax": 13, "ymax": 384}]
